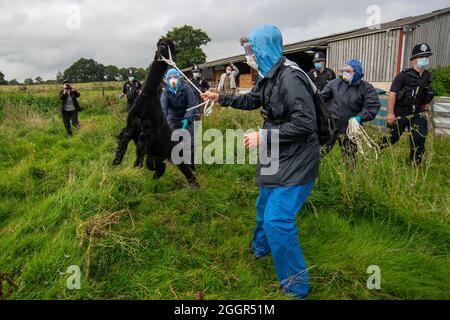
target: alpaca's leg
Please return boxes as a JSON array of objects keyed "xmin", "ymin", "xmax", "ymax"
[
  {"xmin": 133, "ymin": 134, "xmax": 145, "ymax": 168},
  {"xmin": 153, "ymin": 159, "xmax": 166, "ymax": 180},
  {"xmin": 113, "ymin": 128, "xmax": 132, "ymax": 165},
  {"xmin": 177, "ymin": 164, "xmax": 199, "ymax": 188},
  {"xmin": 145, "ymin": 156, "xmax": 156, "ymax": 171}
]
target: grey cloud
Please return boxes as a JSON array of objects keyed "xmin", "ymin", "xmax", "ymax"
[{"xmin": 0, "ymin": 0, "xmax": 448, "ymax": 81}]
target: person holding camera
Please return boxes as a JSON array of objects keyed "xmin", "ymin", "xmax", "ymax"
[{"xmin": 59, "ymin": 80, "xmax": 81, "ymax": 136}]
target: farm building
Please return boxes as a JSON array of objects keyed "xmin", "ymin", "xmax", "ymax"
[{"xmin": 185, "ymin": 7, "xmax": 450, "ymax": 91}]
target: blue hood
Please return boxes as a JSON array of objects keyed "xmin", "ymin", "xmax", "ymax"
[
  {"xmin": 248, "ymin": 24, "xmax": 284, "ymax": 77},
  {"xmin": 165, "ymin": 68, "xmax": 182, "ymax": 93},
  {"xmin": 344, "ymin": 59, "xmax": 364, "ymax": 85}
]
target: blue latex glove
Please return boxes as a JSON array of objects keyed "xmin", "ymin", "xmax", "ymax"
[
  {"xmin": 353, "ymin": 116, "xmax": 361, "ymax": 124},
  {"xmin": 181, "ymin": 119, "xmax": 189, "ymax": 130}
]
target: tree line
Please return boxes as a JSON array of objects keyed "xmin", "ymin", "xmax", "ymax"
[{"xmin": 0, "ymin": 25, "xmax": 211, "ymax": 86}]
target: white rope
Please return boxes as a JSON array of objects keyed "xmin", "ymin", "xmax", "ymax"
[
  {"xmin": 186, "ymin": 99, "xmax": 214, "ymax": 117},
  {"xmin": 346, "ymin": 118, "xmax": 380, "ymax": 160},
  {"xmin": 160, "ymin": 48, "xmax": 214, "ymax": 117}
]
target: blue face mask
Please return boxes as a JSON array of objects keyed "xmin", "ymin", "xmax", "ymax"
[
  {"xmin": 417, "ymin": 57, "xmax": 429, "ymax": 69},
  {"xmin": 314, "ymin": 62, "xmax": 324, "ymax": 71}
]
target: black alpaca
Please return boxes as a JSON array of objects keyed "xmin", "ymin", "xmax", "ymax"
[{"xmin": 112, "ymin": 38, "xmax": 198, "ymax": 187}]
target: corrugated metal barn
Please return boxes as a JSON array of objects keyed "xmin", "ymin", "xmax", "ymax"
[{"xmin": 188, "ymin": 7, "xmax": 450, "ymax": 90}]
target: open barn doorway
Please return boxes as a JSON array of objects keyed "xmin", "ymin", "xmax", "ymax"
[{"xmin": 285, "ymin": 48, "xmax": 328, "ymax": 73}]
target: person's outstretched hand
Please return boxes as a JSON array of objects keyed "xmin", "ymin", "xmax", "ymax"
[
  {"xmin": 244, "ymin": 132, "xmax": 263, "ymax": 149},
  {"xmin": 201, "ymin": 90, "xmax": 219, "ymax": 102}
]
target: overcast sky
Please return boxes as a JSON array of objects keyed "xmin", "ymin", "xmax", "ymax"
[{"xmin": 0, "ymin": 0, "xmax": 448, "ymax": 81}]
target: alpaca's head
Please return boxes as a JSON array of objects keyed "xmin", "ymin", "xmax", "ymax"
[{"xmin": 156, "ymin": 37, "xmax": 176, "ymax": 61}]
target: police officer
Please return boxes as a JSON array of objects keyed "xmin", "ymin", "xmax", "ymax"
[
  {"xmin": 190, "ymin": 65, "xmax": 210, "ymax": 93},
  {"xmin": 308, "ymin": 52, "xmax": 336, "ymax": 92},
  {"xmin": 121, "ymin": 70, "xmax": 142, "ymax": 112},
  {"xmin": 379, "ymin": 43, "xmax": 435, "ymax": 166},
  {"xmin": 190, "ymin": 65, "xmax": 210, "ymax": 114}
]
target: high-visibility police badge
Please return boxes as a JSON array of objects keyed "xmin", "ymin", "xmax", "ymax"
[
  {"xmin": 421, "ymin": 44, "xmax": 428, "ymax": 52},
  {"xmin": 315, "ymin": 53, "xmax": 320, "ymax": 60}
]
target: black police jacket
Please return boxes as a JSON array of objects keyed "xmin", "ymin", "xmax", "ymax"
[
  {"xmin": 390, "ymin": 68, "xmax": 434, "ymax": 115},
  {"xmin": 123, "ymin": 80, "xmax": 142, "ymax": 103},
  {"xmin": 308, "ymin": 67, "xmax": 336, "ymax": 92},
  {"xmin": 219, "ymin": 57, "xmax": 320, "ymax": 188}
]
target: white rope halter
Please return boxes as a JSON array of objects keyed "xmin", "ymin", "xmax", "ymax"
[
  {"xmin": 160, "ymin": 47, "xmax": 214, "ymax": 117},
  {"xmin": 346, "ymin": 118, "xmax": 380, "ymax": 160}
]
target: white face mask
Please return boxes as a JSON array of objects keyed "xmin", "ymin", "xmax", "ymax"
[
  {"xmin": 246, "ymin": 55, "xmax": 259, "ymax": 72},
  {"xmin": 193, "ymin": 73, "xmax": 201, "ymax": 79},
  {"xmin": 129, "ymin": 77, "xmax": 135, "ymax": 82},
  {"xmin": 169, "ymin": 78, "xmax": 178, "ymax": 88}
]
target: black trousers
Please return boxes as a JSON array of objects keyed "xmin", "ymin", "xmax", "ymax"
[
  {"xmin": 380, "ymin": 113, "xmax": 428, "ymax": 166},
  {"xmin": 61, "ymin": 110, "xmax": 79, "ymax": 134},
  {"xmin": 323, "ymin": 133, "xmax": 358, "ymax": 167}
]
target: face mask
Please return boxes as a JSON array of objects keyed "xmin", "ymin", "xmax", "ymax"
[
  {"xmin": 169, "ymin": 78, "xmax": 178, "ymax": 88},
  {"xmin": 226, "ymin": 69, "xmax": 232, "ymax": 75},
  {"xmin": 193, "ymin": 73, "xmax": 201, "ymax": 80},
  {"xmin": 417, "ymin": 57, "xmax": 429, "ymax": 69},
  {"xmin": 314, "ymin": 62, "xmax": 324, "ymax": 71},
  {"xmin": 246, "ymin": 55, "xmax": 259, "ymax": 72},
  {"xmin": 342, "ymin": 72, "xmax": 354, "ymax": 84},
  {"xmin": 129, "ymin": 77, "xmax": 135, "ymax": 82}
]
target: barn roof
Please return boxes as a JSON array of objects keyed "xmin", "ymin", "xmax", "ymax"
[{"xmin": 185, "ymin": 7, "xmax": 450, "ymax": 71}]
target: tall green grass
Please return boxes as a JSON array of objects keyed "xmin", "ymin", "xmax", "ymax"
[{"xmin": 0, "ymin": 86, "xmax": 448, "ymax": 300}]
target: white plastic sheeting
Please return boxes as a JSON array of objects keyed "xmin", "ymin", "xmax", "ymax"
[{"xmin": 433, "ymin": 97, "xmax": 450, "ymax": 137}]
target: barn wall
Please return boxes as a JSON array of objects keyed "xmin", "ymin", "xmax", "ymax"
[
  {"xmin": 402, "ymin": 14, "xmax": 450, "ymax": 69},
  {"xmin": 328, "ymin": 29, "xmax": 401, "ymax": 82}
]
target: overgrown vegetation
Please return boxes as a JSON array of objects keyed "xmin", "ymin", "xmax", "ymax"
[
  {"xmin": 431, "ymin": 66, "xmax": 450, "ymax": 97},
  {"xmin": 0, "ymin": 84, "xmax": 448, "ymax": 300}
]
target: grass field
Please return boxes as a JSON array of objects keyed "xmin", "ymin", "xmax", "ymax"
[{"xmin": 0, "ymin": 83, "xmax": 449, "ymax": 300}]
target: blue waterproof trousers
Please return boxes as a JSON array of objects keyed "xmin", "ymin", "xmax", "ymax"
[{"xmin": 251, "ymin": 181, "xmax": 315, "ymax": 298}]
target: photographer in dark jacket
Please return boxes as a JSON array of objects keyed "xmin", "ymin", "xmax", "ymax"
[
  {"xmin": 59, "ymin": 80, "xmax": 81, "ymax": 135},
  {"xmin": 201, "ymin": 25, "xmax": 319, "ymax": 299}
]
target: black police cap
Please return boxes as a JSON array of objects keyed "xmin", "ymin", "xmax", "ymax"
[
  {"xmin": 313, "ymin": 52, "xmax": 326, "ymax": 63},
  {"xmin": 410, "ymin": 43, "xmax": 433, "ymax": 60}
]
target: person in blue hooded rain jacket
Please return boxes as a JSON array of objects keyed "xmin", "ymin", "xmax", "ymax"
[
  {"xmin": 320, "ymin": 60, "xmax": 380, "ymax": 165},
  {"xmin": 161, "ymin": 68, "xmax": 200, "ymax": 167},
  {"xmin": 201, "ymin": 25, "xmax": 319, "ymax": 299}
]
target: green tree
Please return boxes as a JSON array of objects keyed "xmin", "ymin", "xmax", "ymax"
[
  {"xmin": 35, "ymin": 76, "xmax": 43, "ymax": 84},
  {"xmin": 166, "ymin": 25, "xmax": 211, "ymax": 69},
  {"xmin": 56, "ymin": 70, "xmax": 64, "ymax": 83},
  {"xmin": 118, "ymin": 67, "xmax": 146, "ymax": 82},
  {"xmin": 104, "ymin": 65, "xmax": 120, "ymax": 81},
  {"xmin": 8, "ymin": 79, "xmax": 19, "ymax": 85},
  {"xmin": 0, "ymin": 71, "xmax": 7, "ymax": 85},
  {"xmin": 63, "ymin": 58, "xmax": 105, "ymax": 83},
  {"xmin": 135, "ymin": 68, "xmax": 147, "ymax": 81},
  {"xmin": 24, "ymin": 78, "xmax": 34, "ymax": 85}
]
